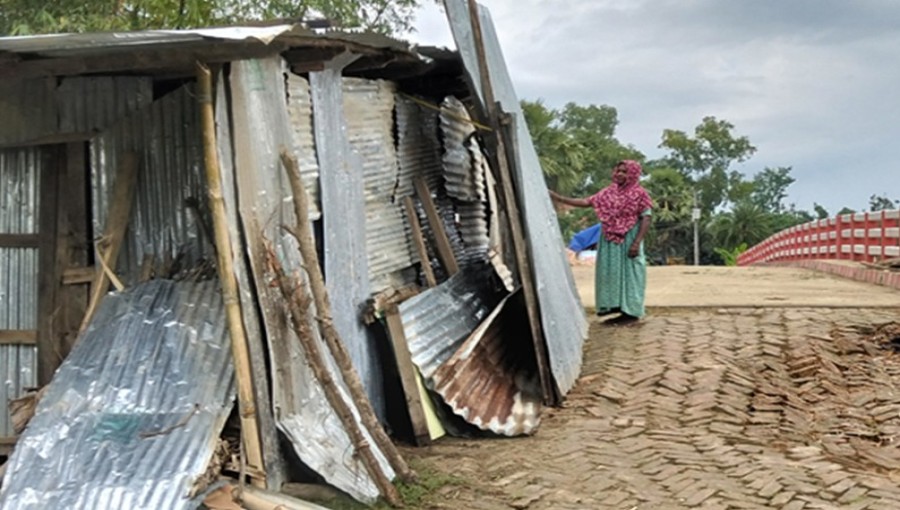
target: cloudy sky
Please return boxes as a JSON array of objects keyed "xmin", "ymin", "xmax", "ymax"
[{"xmin": 404, "ymin": 0, "xmax": 900, "ymax": 214}]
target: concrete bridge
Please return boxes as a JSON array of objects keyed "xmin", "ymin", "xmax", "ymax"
[{"xmin": 401, "ymin": 263, "xmax": 900, "ymax": 510}]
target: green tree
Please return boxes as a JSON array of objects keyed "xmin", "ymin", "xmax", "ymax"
[
  {"xmin": 707, "ymin": 202, "xmax": 773, "ymax": 250},
  {"xmin": 521, "ymin": 100, "xmax": 585, "ymax": 195},
  {"xmin": 869, "ymin": 193, "xmax": 898, "ymax": 212},
  {"xmin": 642, "ymin": 165, "xmax": 694, "ymax": 261},
  {"xmin": 750, "ymin": 166, "xmax": 795, "ymax": 213},
  {"xmin": 0, "ymin": 0, "xmax": 420, "ymax": 35},
  {"xmin": 657, "ymin": 116, "xmax": 756, "ymax": 212},
  {"xmin": 813, "ymin": 203, "xmax": 829, "ymax": 219},
  {"xmin": 837, "ymin": 207, "xmax": 856, "ymax": 216}
]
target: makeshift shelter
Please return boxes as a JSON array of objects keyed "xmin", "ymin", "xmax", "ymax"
[
  {"xmin": 569, "ymin": 224, "xmax": 602, "ymax": 253},
  {"xmin": 0, "ymin": 1, "xmax": 586, "ymax": 506}
]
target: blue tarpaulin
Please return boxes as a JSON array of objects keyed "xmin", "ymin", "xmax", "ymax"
[{"xmin": 568, "ymin": 224, "xmax": 601, "ymax": 252}]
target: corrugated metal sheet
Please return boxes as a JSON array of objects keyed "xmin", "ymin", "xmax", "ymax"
[
  {"xmin": 0, "ymin": 78, "xmax": 57, "ymax": 145},
  {"xmin": 398, "ymin": 266, "xmax": 503, "ymax": 380},
  {"xmin": 229, "ymin": 58, "xmax": 392, "ymax": 505},
  {"xmin": 446, "ymin": 1, "xmax": 587, "ymax": 396},
  {"xmin": 0, "ymin": 147, "xmax": 41, "ymax": 438},
  {"xmin": 343, "ymin": 78, "xmax": 416, "ymax": 292},
  {"xmin": 432, "ymin": 292, "xmax": 542, "ymax": 436},
  {"xmin": 310, "ymin": 65, "xmax": 382, "ymax": 421},
  {"xmin": 440, "ymin": 96, "xmax": 490, "ymax": 263},
  {"xmin": 92, "ymin": 85, "xmax": 212, "ymax": 283},
  {"xmin": 0, "ymin": 279, "xmax": 234, "ymax": 510},
  {"xmin": 394, "ymin": 95, "xmax": 443, "ymax": 199},
  {"xmin": 286, "ymin": 73, "xmax": 322, "ymax": 220},
  {"xmin": 57, "ymin": 76, "xmax": 153, "ymax": 134}
]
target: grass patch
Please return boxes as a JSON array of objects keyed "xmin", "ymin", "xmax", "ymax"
[{"xmin": 317, "ymin": 461, "xmax": 467, "ymax": 509}]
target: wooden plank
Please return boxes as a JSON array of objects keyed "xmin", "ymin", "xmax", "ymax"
[
  {"xmin": 384, "ymin": 305, "xmax": 432, "ymax": 446},
  {"xmin": 403, "ymin": 196, "xmax": 437, "ymax": 287},
  {"xmin": 62, "ymin": 266, "xmax": 95, "ymax": 285},
  {"xmin": 413, "ymin": 177, "xmax": 459, "ymax": 276},
  {"xmin": 78, "ymin": 151, "xmax": 139, "ymax": 334},
  {"xmin": 0, "ymin": 330, "xmax": 37, "ymax": 345},
  {"xmin": 466, "ymin": 0, "xmax": 556, "ymax": 404},
  {"xmin": 0, "ymin": 234, "xmax": 39, "ymax": 248},
  {"xmin": 36, "ymin": 146, "xmax": 61, "ymax": 386},
  {"xmin": 57, "ymin": 142, "xmax": 90, "ymax": 359}
]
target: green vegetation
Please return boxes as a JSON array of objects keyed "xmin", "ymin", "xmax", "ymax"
[
  {"xmin": 526, "ymin": 100, "xmax": 897, "ymax": 265},
  {"xmin": 0, "ymin": 0, "xmax": 421, "ymax": 35}
]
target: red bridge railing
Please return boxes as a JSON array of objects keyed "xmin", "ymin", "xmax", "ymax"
[{"xmin": 738, "ymin": 209, "xmax": 900, "ymax": 266}]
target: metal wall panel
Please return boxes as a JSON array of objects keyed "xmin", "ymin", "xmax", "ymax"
[
  {"xmin": 286, "ymin": 74, "xmax": 322, "ymax": 220},
  {"xmin": 343, "ymin": 78, "xmax": 416, "ymax": 292},
  {"xmin": 0, "ymin": 147, "xmax": 42, "ymax": 437},
  {"xmin": 0, "ymin": 280, "xmax": 234, "ymax": 510},
  {"xmin": 445, "ymin": 1, "xmax": 588, "ymax": 396},
  {"xmin": 440, "ymin": 96, "xmax": 490, "ymax": 264},
  {"xmin": 230, "ymin": 58, "xmax": 392, "ymax": 505},
  {"xmin": 91, "ymin": 85, "xmax": 211, "ymax": 283},
  {"xmin": 0, "ymin": 78, "xmax": 57, "ymax": 145},
  {"xmin": 394, "ymin": 95, "xmax": 443, "ymax": 199},
  {"xmin": 57, "ymin": 76, "xmax": 153, "ymax": 134}
]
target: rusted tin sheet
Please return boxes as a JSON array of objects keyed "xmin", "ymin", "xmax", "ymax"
[
  {"xmin": 445, "ymin": 1, "xmax": 587, "ymax": 396},
  {"xmin": 431, "ymin": 291, "xmax": 542, "ymax": 436}
]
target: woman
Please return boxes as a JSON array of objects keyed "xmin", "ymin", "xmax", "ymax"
[{"xmin": 550, "ymin": 160, "xmax": 653, "ymax": 320}]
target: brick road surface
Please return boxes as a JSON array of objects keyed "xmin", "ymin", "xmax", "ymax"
[{"xmin": 403, "ymin": 308, "xmax": 900, "ymax": 510}]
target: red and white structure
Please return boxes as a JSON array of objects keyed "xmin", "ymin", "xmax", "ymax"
[{"xmin": 738, "ymin": 210, "xmax": 900, "ymax": 266}]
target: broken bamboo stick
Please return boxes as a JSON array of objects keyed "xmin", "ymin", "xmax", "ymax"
[
  {"xmin": 196, "ymin": 62, "xmax": 266, "ymax": 487},
  {"xmin": 278, "ymin": 149, "xmax": 417, "ymax": 484},
  {"xmin": 403, "ymin": 196, "xmax": 437, "ymax": 287},
  {"xmin": 264, "ymin": 244, "xmax": 402, "ymax": 507},
  {"xmin": 413, "ymin": 177, "xmax": 459, "ymax": 276},
  {"xmin": 78, "ymin": 150, "xmax": 139, "ymax": 334}
]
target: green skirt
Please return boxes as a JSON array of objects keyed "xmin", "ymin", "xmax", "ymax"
[{"xmin": 595, "ymin": 220, "xmax": 647, "ymax": 318}]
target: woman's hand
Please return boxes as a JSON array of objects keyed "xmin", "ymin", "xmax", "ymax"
[{"xmin": 628, "ymin": 243, "xmax": 640, "ymax": 258}]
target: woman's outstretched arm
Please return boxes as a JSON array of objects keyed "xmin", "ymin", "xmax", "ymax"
[{"xmin": 549, "ymin": 189, "xmax": 591, "ymax": 208}]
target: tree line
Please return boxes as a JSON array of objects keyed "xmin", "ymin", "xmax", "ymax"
[{"xmin": 523, "ymin": 100, "xmax": 899, "ymax": 265}]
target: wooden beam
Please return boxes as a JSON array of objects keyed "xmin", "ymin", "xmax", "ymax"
[
  {"xmin": 384, "ymin": 306, "xmax": 432, "ymax": 446},
  {"xmin": 62, "ymin": 266, "xmax": 95, "ymax": 285},
  {"xmin": 0, "ymin": 330, "xmax": 37, "ymax": 345},
  {"xmin": 0, "ymin": 234, "xmax": 39, "ymax": 248},
  {"xmin": 465, "ymin": 0, "xmax": 556, "ymax": 404},
  {"xmin": 413, "ymin": 177, "xmax": 459, "ymax": 276},
  {"xmin": 37, "ymin": 146, "xmax": 61, "ymax": 386},
  {"xmin": 78, "ymin": 151, "xmax": 139, "ymax": 334},
  {"xmin": 403, "ymin": 196, "xmax": 437, "ymax": 287}
]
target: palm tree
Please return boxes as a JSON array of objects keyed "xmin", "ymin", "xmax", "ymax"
[{"xmin": 708, "ymin": 202, "xmax": 773, "ymax": 249}]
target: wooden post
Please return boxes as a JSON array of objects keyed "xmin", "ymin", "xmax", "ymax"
[
  {"xmin": 384, "ymin": 305, "xmax": 431, "ymax": 446},
  {"xmin": 413, "ymin": 178, "xmax": 459, "ymax": 276},
  {"xmin": 402, "ymin": 196, "xmax": 437, "ymax": 288},
  {"xmin": 264, "ymin": 246, "xmax": 402, "ymax": 507},
  {"xmin": 78, "ymin": 150, "xmax": 138, "ymax": 334},
  {"xmin": 465, "ymin": 0, "xmax": 556, "ymax": 403},
  {"xmin": 196, "ymin": 63, "xmax": 266, "ymax": 487},
  {"xmin": 279, "ymin": 149, "xmax": 416, "ymax": 484},
  {"xmin": 37, "ymin": 146, "xmax": 62, "ymax": 385}
]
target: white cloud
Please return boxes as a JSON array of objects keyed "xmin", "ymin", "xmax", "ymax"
[{"xmin": 405, "ymin": 1, "xmax": 900, "ymax": 213}]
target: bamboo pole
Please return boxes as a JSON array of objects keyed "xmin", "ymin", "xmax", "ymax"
[
  {"xmin": 196, "ymin": 62, "xmax": 266, "ymax": 487},
  {"xmin": 403, "ymin": 196, "xmax": 437, "ymax": 288},
  {"xmin": 263, "ymin": 244, "xmax": 402, "ymax": 507},
  {"xmin": 78, "ymin": 150, "xmax": 139, "ymax": 334},
  {"xmin": 278, "ymin": 149, "xmax": 416, "ymax": 483}
]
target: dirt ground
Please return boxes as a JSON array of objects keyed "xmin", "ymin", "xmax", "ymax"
[
  {"xmin": 369, "ymin": 265, "xmax": 900, "ymax": 510},
  {"xmin": 571, "ymin": 264, "xmax": 900, "ymax": 309}
]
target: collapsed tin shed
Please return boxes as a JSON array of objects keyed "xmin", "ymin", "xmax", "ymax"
[{"xmin": 0, "ymin": 2, "xmax": 586, "ymax": 506}]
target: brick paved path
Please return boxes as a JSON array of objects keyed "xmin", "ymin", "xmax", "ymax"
[{"xmin": 405, "ymin": 308, "xmax": 900, "ymax": 509}]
